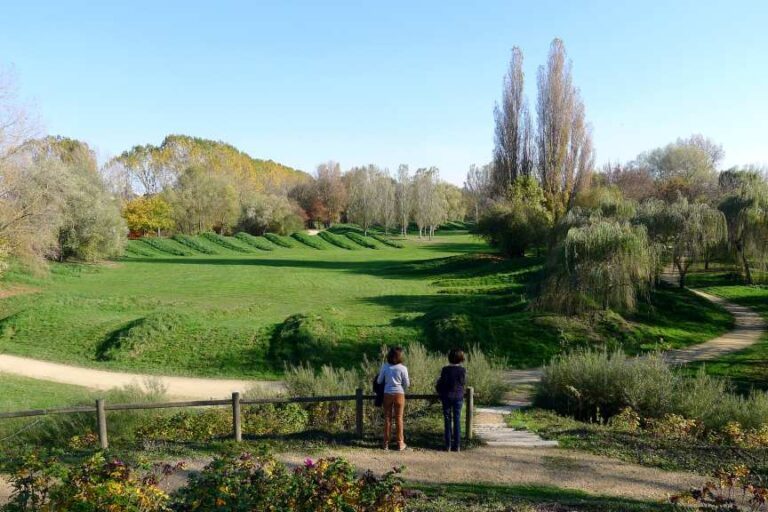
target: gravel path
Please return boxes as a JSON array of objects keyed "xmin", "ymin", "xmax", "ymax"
[{"xmin": 0, "ymin": 354, "xmax": 284, "ymax": 399}]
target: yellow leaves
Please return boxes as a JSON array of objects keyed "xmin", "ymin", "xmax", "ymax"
[{"xmin": 122, "ymin": 195, "xmax": 174, "ymax": 235}]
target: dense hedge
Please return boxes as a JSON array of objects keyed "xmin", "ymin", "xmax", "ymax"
[
  {"xmin": 291, "ymin": 232, "xmax": 328, "ymax": 250},
  {"xmin": 172, "ymin": 234, "xmax": 218, "ymax": 254},
  {"xmin": 138, "ymin": 237, "xmax": 193, "ymax": 256},
  {"xmin": 318, "ymin": 231, "xmax": 359, "ymax": 250},
  {"xmin": 234, "ymin": 232, "xmax": 275, "ymax": 251},
  {"xmin": 264, "ymin": 233, "xmax": 295, "ymax": 248},
  {"xmin": 344, "ymin": 232, "xmax": 378, "ymax": 249},
  {"xmin": 371, "ymin": 234, "xmax": 404, "ymax": 248},
  {"xmin": 201, "ymin": 232, "xmax": 254, "ymax": 253}
]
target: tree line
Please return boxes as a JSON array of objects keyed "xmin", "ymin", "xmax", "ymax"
[
  {"xmin": 470, "ymin": 38, "xmax": 768, "ymax": 316},
  {"xmin": 0, "ymin": 67, "xmax": 469, "ymax": 276}
]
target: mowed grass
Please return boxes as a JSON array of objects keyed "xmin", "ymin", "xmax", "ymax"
[
  {"xmin": 686, "ymin": 271, "xmax": 768, "ymax": 391},
  {"xmin": 0, "ymin": 373, "xmax": 91, "ymax": 412},
  {"xmin": 0, "ymin": 232, "xmax": 734, "ymax": 379}
]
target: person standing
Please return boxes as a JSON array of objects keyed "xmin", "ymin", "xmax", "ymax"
[
  {"xmin": 436, "ymin": 348, "xmax": 466, "ymax": 452},
  {"xmin": 376, "ymin": 347, "xmax": 410, "ymax": 451}
]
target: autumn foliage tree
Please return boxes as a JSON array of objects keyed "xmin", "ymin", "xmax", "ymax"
[{"xmin": 122, "ymin": 195, "xmax": 174, "ymax": 237}]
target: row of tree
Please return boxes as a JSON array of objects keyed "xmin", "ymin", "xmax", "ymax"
[{"xmin": 472, "ymin": 38, "xmax": 768, "ymax": 316}]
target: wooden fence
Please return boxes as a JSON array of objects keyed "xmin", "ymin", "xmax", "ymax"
[{"xmin": 0, "ymin": 387, "xmax": 475, "ymax": 449}]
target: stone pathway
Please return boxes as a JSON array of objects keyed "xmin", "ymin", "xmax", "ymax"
[{"xmin": 474, "ymin": 405, "xmax": 558, "ymax": 447}]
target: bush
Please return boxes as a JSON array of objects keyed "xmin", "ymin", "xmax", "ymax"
[
  {"xmin": 1, "ymin": 452, "xmax": 178, "ymax": 511},
  {"xmin": 200, "ymin": 232, "xmax": 254, "ymax": 253},
  {"xmin": 139, "ymin": 237, "xmax": 193, "ymax": 256},
  {"xmin": 345, "ymin": 232, "xmax": 379, "ymax": 249},
  {"xmin": 318, "ymin": 231, "xmax": 359, "ymax": 250},
  {"xmin": 270, "ymin": 313, "xmax": 343, "ymax": 366},
  {"xmin": 172, "ymin": 234, "xmax": 218, "ymax": 254},
  {"xmin": 292, "ymin": 232, "xmax": 328, "ymax": 250},
  {"xmin": 136, "ymin": 403, "xmax": 309, "ymax": 443},
  {"xmin": 173, "ymin": 453, "xmax": 405, "ymax": 512},
  {"xmin": 234, "ymin": 232, "xmax": 275, "ymax": 251},
  {"xmin": 264, "ymin": 233, "xmax": 295, "ymax": 248},
  {"xmin": 371, "ymin": 234, "xmax": 404, "ymax": 248},
  {"xmin": 536, "ymin": 349, "xmax": 768, "ymax": 431}
]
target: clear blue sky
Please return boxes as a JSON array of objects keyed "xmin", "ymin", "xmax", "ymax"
[{"xmin": 2, "ymin": 0, "xmax": 766, "ymax": 185}]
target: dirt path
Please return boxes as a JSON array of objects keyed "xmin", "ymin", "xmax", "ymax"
[{"xmin": 0, "ymin": 354, "xmax": 284, "ymax": 399}]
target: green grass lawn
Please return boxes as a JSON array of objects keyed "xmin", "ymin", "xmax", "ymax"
[
  {"xmin": 0, "ymin": 373, "xmax": 91, "ymax": 412},
  {"xmin": 0, "ymin": 231, "xmax": 733, "ymax": 379},
  {"xmin": 686, "ymin": 271, "xmax": 768, "ymax": 390}
]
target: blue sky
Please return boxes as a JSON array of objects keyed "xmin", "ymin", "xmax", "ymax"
[{"xmin": 1, "ymin": 0, "xmax": 766, "ymax": 184}]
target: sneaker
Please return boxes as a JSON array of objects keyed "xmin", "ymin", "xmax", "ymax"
[{"xmin": 398, "ymin": 444, "xmax": 407, "ymax": 451}]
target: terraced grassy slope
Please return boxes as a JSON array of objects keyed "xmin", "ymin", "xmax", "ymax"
[{"xmin": 0, "ymin": 232, "xmax": 732, "ymax": 379}]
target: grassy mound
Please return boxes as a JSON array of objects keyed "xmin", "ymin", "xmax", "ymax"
[
  {"xmin": 270, "ymin": 313, "xmax": 343, "ymax": 365},
  {"xmin": 344, "ymin": 232, "xmax": 379, "ymax": 249},
  {"xmin": 291, "ymin": 232, "xmax": 329, "ymax": 249},
  {"xmin": 326, "ymin": 223, "xmax": 365, "ymax": 235},
  {"xmin": 97, "ymin": 311, "xmax": 194, "ymax": 361},
  {"xmin": 172, "ymin": 234, "xmax": 219, "ymax": 254},
  {"xmin": 264, "ymin": 233, "xmax": 295, "ymax": 248},
  {"xmin": 234, "ymin": 232, "xmax": 276, "ymax": 251},
  {"xmin": 318, "ymin": 231, "xmax": 359, "ymax": 250},
  {"xmin": 371, "ymin": 234, "xmax": 404, "ymax": 248},
  {"xmin": 201, "ymin": 232, "xmax": 254, "ymax": 253},
  {"xmin": 138, "ymin": 237, "xmax": 193, "ymax": 256},
  {"xmin": 124, "ymin": 241, "xmax": 161, "ymax": 257}
]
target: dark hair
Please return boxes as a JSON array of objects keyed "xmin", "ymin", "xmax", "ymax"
[
  {"xmin": 448, "ymin": 348, "xmax": 465, "ymax": 365},
  {"xmin": 387, "ymin": 347, "xmax": 404, "ymax": 365}
]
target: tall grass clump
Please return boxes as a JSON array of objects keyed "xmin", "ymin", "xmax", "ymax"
[
  {"xmin": 345, "ymin": 232, "xmax": 379, "ymax": 249},
  {"xmin": 11, "ymin": 380, "xmax": 168, "ymax": 449},
  {"xmin": 371, "ymin": 234, "xmax": 404, "ymax": 248},
  {"xmin": 234, "ymin": 232, "xmax": 276, "ymax": 251},
  {"xmin": 264, "ymin": 233, "xmax": 295, "ymax": 248},
  {"xmin": 318, "ymin": 231, "xmax": 359, "ymax": 250},
  {"xmin": 536, "ymin": 349, "xmax": 768, "ymax": 431},
  {"xmin": 172, "ymin": 234, "xmax": 219, "ymax": 254},
  {"xmin": 291, "ymin": 232, "xmax": 328, "ymax": 250},
  {"xmin": 138, "ymin": 237, "xmax": 192, "ymax": 256},
  {"xmin": 201, "ymin": 232, "xmax": 254, "ymax": 253}
]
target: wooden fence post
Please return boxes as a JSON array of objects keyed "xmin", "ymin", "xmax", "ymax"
[
  {"xmin": 465, "ymin": 387, "xmax": 474, "ymax": 441},
  {"xmin": 96, "ymin": 399, "xmax": 108, "ymax": 449},
  {"xmin": 232, "ymin": 392, "xmax": 242, "ymax": 442},
  {"xmin": 355, "ymin": 388, "xmax": 364, "ymax": 439}
]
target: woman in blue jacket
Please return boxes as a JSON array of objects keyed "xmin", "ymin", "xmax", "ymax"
[{"xmin": 435, "ymin": 348, "xmax": 466, "ymax": 452}]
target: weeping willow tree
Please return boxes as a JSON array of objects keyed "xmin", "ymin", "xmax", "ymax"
[
  {"xmin": 719, "ymin": 171, "xmax": 768, "ymax": 284},
  {"xmin": 637, "ymin": 197, "xmax": 727, "ymax": 287},
  {"xmin": 538, "ymin": 219, "xmax": 656, "ymax": 314}
]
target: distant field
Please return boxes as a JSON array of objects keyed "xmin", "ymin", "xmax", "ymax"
[{"xmin": 0, "ymin": 231, "xmax": 732, "ymax": 379}]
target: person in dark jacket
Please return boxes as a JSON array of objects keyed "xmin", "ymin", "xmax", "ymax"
[{"xmin": 435, "ymin": 348, "xmax": 466, "ymax": 452}]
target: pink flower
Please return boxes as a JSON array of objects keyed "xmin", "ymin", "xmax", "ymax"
[{"xmin": 304, "ymin": 458, "xmax": 315, "ymax": 468}]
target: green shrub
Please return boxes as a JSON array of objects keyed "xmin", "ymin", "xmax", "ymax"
[
  {"xmin": 139, "ymin": 237, "xmax": 193, "ymax": 256},
  {"xmin": 345, "ymin": 232, "xmax": 379, "ymax": 249},
  {"xmin": 264, "ymin": 233, "xmax": 295, "ymax": 248},
  {"xmin": 172, "ymin": 234, "xmax": 219, "ymax": 254},
  {"xmin": 135, "ymin": 403, "xmax": 308, "ymax": 442},
  {"xmin": 234, "ymin": 232, "xmax": 276, "ymax": 251},
  {"xmin": 200, "ymin": 232, "xmax": 254, "ymax": 253},
  {"xmin": 292, "ymin": 232, "xmax": 328, "ymax": 249},
  {"xmin": 1, "ymin": 452, "xmax": 177, "ymax": 512},
  {"xmin": 371, "ymin": 234, "xmax": 404, "ymax": 248},
  {"xmin": 172, "ymin": 453, "xmax": 405, "ymax": 512},
  {"xmin": 270, "ymin": 313, "xmax": 343, "ymax": 366},
  {"xmin": 318, "ymin": 231, "xmax": 359, "ymax": 250},
  {"xmin": 536, "ymin": 349, "xmax": 768, "ymax": 431}
]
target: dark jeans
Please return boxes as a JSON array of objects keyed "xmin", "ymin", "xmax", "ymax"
[{"xmin": 441, "ymin": 398, "xmax": 463, "ymax": 451}]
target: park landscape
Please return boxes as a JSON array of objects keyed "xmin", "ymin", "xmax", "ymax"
[{"xmin": 1, "ymin": 4, "xmax": 768, "ymax": 511}]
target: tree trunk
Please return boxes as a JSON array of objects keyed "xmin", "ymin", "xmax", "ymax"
[{"xmin": 741, "ymin": 248, "xmax": 753, "ymax": 285}]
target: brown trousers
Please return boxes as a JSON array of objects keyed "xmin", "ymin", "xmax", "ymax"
[{"xmin": 382, "ymin": 393, "xmax": 405, "ymax": 448}]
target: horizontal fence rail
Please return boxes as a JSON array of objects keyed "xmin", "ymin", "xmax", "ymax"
[{"xmin": 0, "ymin": 387, "xmax": 475, "ymax": 450}]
